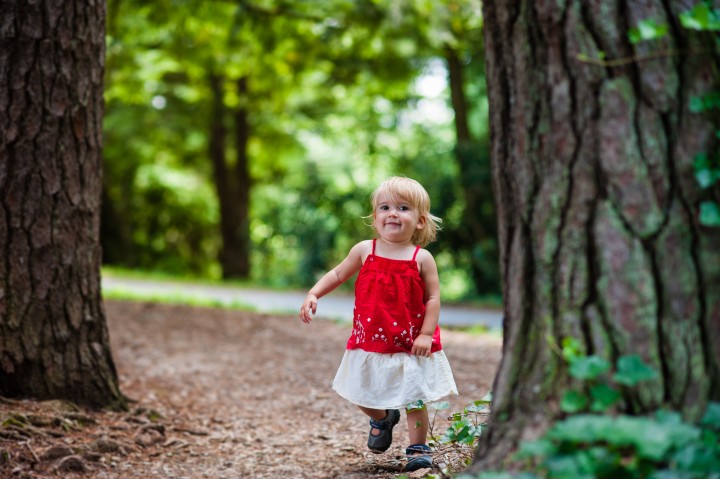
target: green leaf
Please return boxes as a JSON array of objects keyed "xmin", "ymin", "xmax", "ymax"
[
  {"xmin": 465, "ymin": 404, "xmax": 491, "ymax": 414},
  {"xmin": 690, "ymin": 92, "xmax": 720, "ymax": 112},
  {"xmin": 561, "ymin": 390, "xmax": 589, "ymax": 413},
  {"xmin": 429, "ymin": 401, "xmax": 450, "ymax": 411},
  {"xmin": 680, "ymin": 2, "xmax": 720, "ymax": 31},
  {"xmin": 544, "ymin": 453, "xmax": 596, "ymax": 479},
  {"xmin": 548, "ymin": 415, "xmax": 701, "ymax": 461},
  {"xmin": 628, "ymin": 18, "xmax": 669, "ymax": 43},
  {"xmin": 701, "ymin": 402, "xmax": 720, "ymax": 430},
  {"xmin": 693, "ymin": 153, "xmax": 720, "ymax": 189},
  {"xmin": 614, "ymin": 355, "xmax": 658, "ymax": 386},
  {"xmin": 569, "ymin": 356, "xmax": 610, "ymax": 381},
  {"xmin": 700, "ymin": 202, "xmax": 720, "ymax": 227},
  {"xmin": 690, "ymin": 95, "xmax": 706, "ymax": 113},
  {"xmin": 516, "ymin": 439, "xmax": 556, "ymax": 460},
  {"xmin": 589, "ymin": 383, "xmax": 621, "ymax": 412},
  {"xmin": 672, "ymin": 442, "xmax": 720, "ymax": 472},
  {"xmin": 562, "ymin": 337, "xmax": 583, "ymax": 363}
]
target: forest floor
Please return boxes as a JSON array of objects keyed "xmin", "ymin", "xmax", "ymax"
[{"xmin": 0, "ymin": 300, "xmax": 502, "ymax": 479}]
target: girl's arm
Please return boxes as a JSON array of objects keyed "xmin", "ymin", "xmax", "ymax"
[
  {"xmin": 299, "ymin": 241, "xmax": 368, "ymax": 324},
  {"xmin": 411, "ymin": 249, "xmax": 441, "ymax": 357}
]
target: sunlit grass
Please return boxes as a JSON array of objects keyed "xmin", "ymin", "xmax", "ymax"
[
  {"xmin": 102, "ymin": 266, "xmax": 290, "ymax": 291},
  {"xmin": 102, "ymin": 286, "xmax": 255, "ymax": 311}
]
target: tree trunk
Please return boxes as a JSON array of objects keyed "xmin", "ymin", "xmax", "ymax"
[
  {"xmin": 230, "ymin": 76, "xmax": 251, "ymax": 279},
  {"xmin": 208, "ymin": 74, "xmax": 251, "ymax": 279},
  {"xmin": 473, "ymin": 0, "xmax": 720, "ymax": 470},
  {"xmin": 0, "ymin": 0, "xmax": 126, "ymax": 410},
  {"xmin": 446, "ymin": 46, "xmax": 500, "ymax": 294}
]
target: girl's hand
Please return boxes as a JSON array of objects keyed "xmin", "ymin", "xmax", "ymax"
[
  {"xmin": 299, "ymin": 294, "xmax": 318, "ymax": 324},
  {"xmin": 411, "ymin": 334, "xmax": 433, "ymax": 357}
]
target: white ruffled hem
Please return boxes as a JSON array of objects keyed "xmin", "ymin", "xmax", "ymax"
[{"xmin": 332, "ymin": 349, "xmax": 458, "ymax": 410}]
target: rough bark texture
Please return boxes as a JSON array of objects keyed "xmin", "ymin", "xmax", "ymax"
[
  {"xmin": 0, "ymin": 0, "xmax": 125, "ymax": 409},
  {"xmin": 474, "ymin": 0, "xmax": 720, "ymax": 469}
]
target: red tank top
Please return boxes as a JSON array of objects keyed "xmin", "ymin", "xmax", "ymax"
[{"xmin": 347, "ymin": 239, "xmax": 443, "ymax": 354}]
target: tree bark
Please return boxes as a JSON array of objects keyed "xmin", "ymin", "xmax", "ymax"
[
  {"xmin": 473, "ymin": 0, "xmax": 720, "ymax": 470},
  {"xmin": 0, "ymin": 0, "xmax": 126, "ymax": 409},
  {"xmin": 208, "ymin": 74, "xmax": 251, "ymax": 279}
]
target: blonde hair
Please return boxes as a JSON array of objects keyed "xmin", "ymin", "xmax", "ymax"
[{"xmin": 368, "ymin": 176, "xmax": 442, "ymax": 247}]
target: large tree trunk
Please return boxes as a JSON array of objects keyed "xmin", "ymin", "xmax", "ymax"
[
  {"xmin": 208, "ymin": 74, "xmax": 251, "ymax": 279},
  {"xmin": 0, "ymin": 0, "xmax": 126, "ymax": 410},
  {"xmin": 473, "ymin": 0, "xmax": 720, "ymax": 470}
]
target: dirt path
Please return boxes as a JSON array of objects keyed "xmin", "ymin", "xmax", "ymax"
[{"xmin": 1, "ymin": 301, "xmax": 502, "ymax": 479}]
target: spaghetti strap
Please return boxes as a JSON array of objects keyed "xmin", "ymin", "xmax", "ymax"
[
  {"xmin": 411, "ymin": 245, "xmax": 420, "ymax": 261},
  {"xmin": 372, "ymin": 239, "xmax": 377, "ymax": 255}
]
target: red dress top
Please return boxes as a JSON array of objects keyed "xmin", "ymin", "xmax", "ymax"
[{"xmin": 347, "ymin": 239, "xmax": 443, "ymax": 354}]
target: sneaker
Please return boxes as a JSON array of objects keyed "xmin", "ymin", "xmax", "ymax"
[
  {"xmin": 367, "ymin": 409, "xmax": 400, "ymax": 453},
  {"xmin": 403, "ymin": 444, "xmax": 432, "ymax": 472}
]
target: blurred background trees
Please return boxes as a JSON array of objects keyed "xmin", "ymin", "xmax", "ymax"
[{"xmin": 101, "ymin": 0, "xmax": 500, "ymax": 301}]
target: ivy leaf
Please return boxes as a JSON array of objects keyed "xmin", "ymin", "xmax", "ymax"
[
  {"xmin": 693, "ymin": 154, "xmax": 720, "ymax": 188},
  {"xmin": 680, "ymin": 2, "xmax": 720, "ymax": 31},
  {"xmin": 569, "ymin": 356, "xmax": 610, "ymax": 381},
  {"xmin": 429, "ymin": 401, "xmax": 451, "ymax": 411},
  {"xmin": 690, "ymin": 95, "xmax": 706, "ymax": 113},
  {"xmin": 700, "ymin": 202, "xmax": 720, "ymax": 227},
  {"xmin": 547, "ymin": 415, "xmax": 701, "ymax": 461},
  {"xmin": 701, "ymin": 402, "xmax": 720, "ymax": 430},
  {"xmin": 589, "ymin": 383, "xmax": 621, "ymax": 412},
  {"xmin": 613, "ymin": 355, "xmax": 658, "ymax": 386},
  {"xmin": 561, "ymin": 337, "xmax": 583, "ymax": 363},
  {"xmin": 515, "ymin": 439, "xmax": 557, "ymax": 459},
  {"xmin": 690, "ymin": 91, "xmax": 720, "ymax": 112},
  {"xmin": 465, "ymin": 404, "xmax": 490, "ymax": 414},
  {"xmin": 561, "ymin": 390, "xmax": 588, "ymax": 413},
  {"xmin": 628, "ymin": 18, "xmax": 669, "ymax": 43}
]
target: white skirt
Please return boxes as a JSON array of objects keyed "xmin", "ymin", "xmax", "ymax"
[{"xmin": 332, "ymin": 349, "xmax": 458, "ymax": 410}]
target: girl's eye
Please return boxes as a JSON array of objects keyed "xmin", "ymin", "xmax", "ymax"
[
  {"xmin": 400, "ymin": 206, "xmax": 410, "ymax": 211},
  {"xmin": 379, "ymin": 205, "xmax": 389, "ymax": 210}
]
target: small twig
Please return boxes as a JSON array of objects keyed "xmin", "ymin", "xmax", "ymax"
[
  {"xmin": 577, "ymin": 48, "xmax": 714, "ymax": 67},
  {"xmin": 24, "ymin": 441, "xmax": 40, "ymax": 463},
  {"xmin": 172, "ymin": 426, "xmax": 208, "ymax": 436}
]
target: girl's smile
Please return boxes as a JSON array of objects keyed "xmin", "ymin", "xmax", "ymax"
[{"xmin": 373, "ymin": 196, "xmax": 425, "ymax": 243}]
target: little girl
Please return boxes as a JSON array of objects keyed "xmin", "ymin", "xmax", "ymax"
[{"xmin": 299, "ymin": 176, "xmax": 457, "ymax": 472}]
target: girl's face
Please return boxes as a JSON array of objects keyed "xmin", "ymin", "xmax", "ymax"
[{"xmin": 373, "ymin": 194, "xmax": 426, "ymax": 244}]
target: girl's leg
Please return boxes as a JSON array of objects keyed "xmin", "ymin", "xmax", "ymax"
[
  {"xmin": 358, "ymin": 406, "xmax": 401, "ymax": 453},
  {"xmin": 358, "ymin": 406, "xmax": 390, "ymax": 435},
  {"xmin": 406, "ymin": 406, "xmax": 429, "ymax": 445}
]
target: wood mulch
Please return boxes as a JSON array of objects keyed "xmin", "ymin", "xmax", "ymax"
[{"xmin": 0, "ymin": 300, "xmax": 501, "ymax": 478}]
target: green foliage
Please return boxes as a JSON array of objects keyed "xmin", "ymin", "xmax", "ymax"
[
  {"xmin": 679, "ymin": 1, "xmax": 720, "ymax": 31},
  {"xmin": 409, "ymin": 393, "xmax": 493, "ymax": 475},
  {"xmin": 470, "ymin": 342, "xmax": 720, "ymax": 479},
  {"xmin": 627, "ymin": 2, "xmax": 720, "ymax": 228},
  {"xmin": 102, "ymin": 0, "xmax": 496, "ymax": 298},
  {"xmin": 628, "ymin": 19, "xmax": 669, "ymax": 44}
]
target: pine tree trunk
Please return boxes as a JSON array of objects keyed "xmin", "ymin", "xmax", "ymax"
[
  {"xmin": 446, "ymin": 46, "xmax": 500, "ymax": 294},
  {"xmin": 208, "ymin": 75, "xmax": 251, "ymax": 280},
  {"xmin": 0, "ymin": 0, "xmax": 126, "ymax": 409},
  {"xmin": 473, "ymin": 0, "xmax": 720, "ymax": 469}
]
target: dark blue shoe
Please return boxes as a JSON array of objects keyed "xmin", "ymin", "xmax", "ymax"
[
  {"xmin": 367, "ymin": 409, "xmax": 400, "ymax": 453},
  {"xmin": 403, "ymin": 443, "xmax": 433, "ymax": 472}
]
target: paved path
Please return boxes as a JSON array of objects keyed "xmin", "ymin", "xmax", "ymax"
[{"xmin": 102, "ymin": 276, "xmax": 503, "ymax": 330}]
